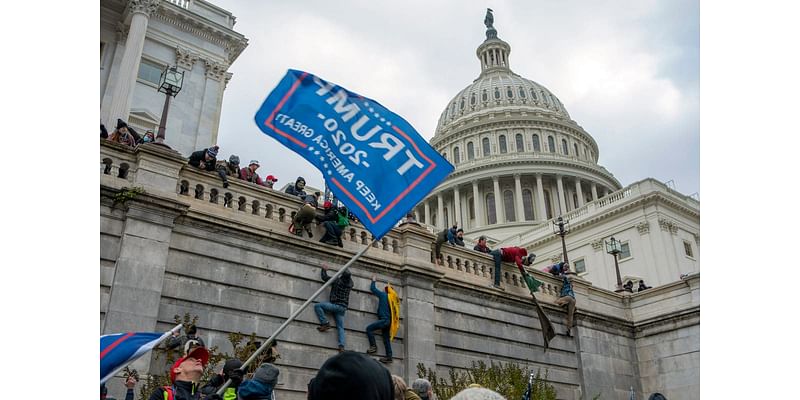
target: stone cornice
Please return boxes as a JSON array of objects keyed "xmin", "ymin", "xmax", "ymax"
[
  {"xmin": 526, "ymin": 191, "xmax": 699, "ymax": 249},
  {"xmin": 154, "ymin": 1, "xmax": 248, "ymax": 63},
  {"xmin": 204, "ymin": 59, "xmax": 229, "ymax": 81},
  {"xmin": 175, "ymin": 46, "xmax": 200, "ymax": 70},
  {"xmin": 125, "ymin": 0, "xmax": 161, "ymax": 18}
]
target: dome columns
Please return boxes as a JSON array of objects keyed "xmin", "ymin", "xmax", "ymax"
[
  {"xmin": 514, "ymin": 174, "xmax": 525, "ymax": 224},
  {"xmin": 472, "ymin": 181, "xmax": 484, "ymax": 228}
]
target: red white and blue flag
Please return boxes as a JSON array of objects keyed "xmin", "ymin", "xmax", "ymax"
[{"xmin": 100, "ymin": 330, "xmax": 174, "ymax": 384}]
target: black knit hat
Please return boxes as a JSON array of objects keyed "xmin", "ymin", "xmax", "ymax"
[{"xmin": 307, "ymin": 352, "xmax": 393, "ymax": 400}]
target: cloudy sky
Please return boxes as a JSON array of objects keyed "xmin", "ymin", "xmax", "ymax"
[{"xmin": 213, "ymin": 0, "xmax": 699, "ymax": 197}]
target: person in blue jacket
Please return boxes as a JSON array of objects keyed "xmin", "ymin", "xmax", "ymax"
[{"xmin": 365, "ymin": 274, "xmax": 393, "ymax": 364}]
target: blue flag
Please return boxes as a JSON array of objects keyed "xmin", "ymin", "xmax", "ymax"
[
  {"xmin": 100, "ymin": 331, "xmax": 173, "ymax": 384},
  {"xmin": 255, "ymin": 70, "xmax": 454, "ymax": 239}
]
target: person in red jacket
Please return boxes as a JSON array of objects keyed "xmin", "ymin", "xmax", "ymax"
[{"xmin": 488, "ymin": 247, "xmax": 536, "ymax": 289}]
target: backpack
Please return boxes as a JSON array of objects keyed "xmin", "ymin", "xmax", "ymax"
[{"xmin": 336, "ymin": 212, "xmax": 350, "ymax": 228}]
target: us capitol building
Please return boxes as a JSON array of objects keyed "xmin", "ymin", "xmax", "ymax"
[{"xmin": 414, "ymin": 15, "xmax": 700, "ymax": 292}]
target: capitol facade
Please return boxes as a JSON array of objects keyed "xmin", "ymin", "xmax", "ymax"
[{"xmin": 415, "ymin": 17, "xmax": 700, "ymax": 292}]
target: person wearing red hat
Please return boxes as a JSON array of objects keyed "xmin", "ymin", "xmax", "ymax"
[
  {"xmin": 147, "ymin": 346, "xmax": 210, "ymax": 400},
  {"xmin": 264, "ymin": 175, "xmax": 278, "ymax": 189},
  {"xmin": 315, "ymin": 200, "xmax": 345, "ymax": 247}
]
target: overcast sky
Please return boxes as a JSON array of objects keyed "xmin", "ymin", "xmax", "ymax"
[{"xmin": 213, "ymin": 0, "xmax": 699, "ymax": 197}]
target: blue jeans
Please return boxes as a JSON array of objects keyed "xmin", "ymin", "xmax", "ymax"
[
  {"xmin": 490, "ymin": 249, "xmax": 503, "ymax": 285},
  {"xmin": 366, "ymin": 318, "xmax": 392, "ymax": 357},
  {"xmin": 314, "ymin": 302, "xmax": 347, "ymax": 348}
]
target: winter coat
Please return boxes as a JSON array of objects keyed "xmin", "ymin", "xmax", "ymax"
[
  {"xmin": 370, "ymin": 281, "xmax": 391, "ymax": 320},
  {"xmin": 321, "ymin": 269, "xmax": 353, "ymax": 308},
  {"xmin": 188, "ymin": 149, "xmax": 217, "ymax": 172},
  {"xmin": 109, "ymin": 130, "xmax": 137, "ymax": 147},
  {"xmin": 237, "ymin": 379, "xmax": 274, "ymax": 400},
  {"xmin": 500, "ymin": 247, "xmax": 528, "ymax": 269},
  {"xmin": 147, "ymin": 380, "xmax": 201, "ymax": 400},
  {"xmin": 284, "ymin": 178, "xmax": 307, "ymax": 198},
  {"xmin": 239, "ymin": 168, "xmax": 265, "ymax": 186},
  {"xmin": 473, "ymin": 243, "xmax": 491, "ymax": 254}
]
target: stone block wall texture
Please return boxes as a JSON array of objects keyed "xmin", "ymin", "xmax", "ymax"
[{"xmin": 99, "ymin": 142, "xmax": 700, "ymax": 400}]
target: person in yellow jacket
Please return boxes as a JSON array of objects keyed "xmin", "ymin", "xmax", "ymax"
[{"xmin": 366, "ymin": 275, "xmax": 396, "ymax": 363}]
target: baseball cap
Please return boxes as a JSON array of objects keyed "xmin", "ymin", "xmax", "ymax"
[{"xmin": 170, "ymin": 346, "xmax": 209, "ymax": 382}]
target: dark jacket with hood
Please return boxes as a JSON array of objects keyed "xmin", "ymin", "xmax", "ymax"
[
  {"xmin": 284, "ymin": 177, "xmax": 307, "ymax": 198},
  {"xmin": 188, "ymin": 149, "xmax": 218, "ymax": 172},
  {"xmin": 307, "ymin": 352, "xmax": 393, "ymax": 400},
  {"xmin": 147, "ymin": 380, "xmax": 201, "ymax": 400}
]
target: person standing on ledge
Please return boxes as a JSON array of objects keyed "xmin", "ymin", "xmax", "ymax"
[{"xmin": 488, "ymin": 246, "xmax": 537, "ymax": 290}]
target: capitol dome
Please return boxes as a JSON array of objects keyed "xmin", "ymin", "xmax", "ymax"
[{"xmin": 416, "ymin": 11, "xmax": 623, "ymax": 242}]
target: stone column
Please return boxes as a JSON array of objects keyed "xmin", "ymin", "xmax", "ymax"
[
  {"xmin": 101, "ymin": 194, "xmax": 189, "ymax": 372},
  {"xmin": 424, "ymin": 201, "xmax": 430, "ymax": 225},
  {"xmin": 492, "ymin": 176, "xmax": 504, "ymax": 223},
  {"xmin": 514, "ymin": 174, "xmax": 524, "ymax": 222},
  {"xmin": 437, "ymin": 193, "xmax": 444, "ymax": 229},
  {"xmin": 104, "ymin": 0, "xmax": 161, "ymax": 125},
  {"xmin": 414, "ymin": 210, "xmax": 420, "ymax": 222},
  {"xmin": 591, "ymin": 182, "xmax": 598, "ymax": 201},
  {"xmin": 395, "ymin": 224, "xmax": 442, "ymax": 383},
  {"xmin": 453, "ymin": 186, "xmax": 462, "ymax": 228},
  {"xmin": 556, "ymin": 175, "xmax": 567, "ymax": 216},
  {"xmin": 536, "ymin": 174, "xmax": 547, "ymax": 221},
  {"xmin": 575, "ymin": 178, "xmax": 585, "ymax": 207},
  {"xmin": 472, "ymin": 181, "xmax": 484, "ymax": 228}
]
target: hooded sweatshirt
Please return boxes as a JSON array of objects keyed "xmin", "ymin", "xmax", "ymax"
[
  {"xmin": 284, "ymin": 177, "xmax": 307, "ymax": 198},
  {"xmin": 307, "ymin": 352, "xmax": 393, "ymax": 400}
]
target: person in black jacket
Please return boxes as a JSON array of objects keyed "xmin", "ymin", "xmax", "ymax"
[
  {"xmin": 473, "ymin": 235, "xmax": 491, "ymax": 254},
  {"xmin": 166, "ymin": 325, "xmax": 206, "ymax": 354},
  {"xmin": 284, "ymin": 176, "xmax": 308, "ymax": 198},
  {"xmin": 313, "ymin": 264, "xmax": 353, "ymax": 352},
  {"xmin": 316, "ymin": 201, "xmax": 344, "ymax": 247},
  {"xmin": 188, "ymin": 146, "xmax": 219, "ymax": 172}
]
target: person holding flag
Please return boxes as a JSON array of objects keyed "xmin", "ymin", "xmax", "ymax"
[
  {"xmin": 488, "ymin": 247, "xmax": 538, "ymax": 290},
  {"xmin": 365, "ymin": 274, "xmax": 394, "ymax": 363}
]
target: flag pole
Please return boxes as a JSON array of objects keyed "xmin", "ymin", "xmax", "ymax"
[
  {"xmin": 100, "ymin": 323, "xmax": 183, "ymax": 385},
  {"xmin": 216, "ymin": 239, "xmax": 379, "ymax": 395}
]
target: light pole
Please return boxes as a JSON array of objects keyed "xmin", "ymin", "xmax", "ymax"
[
  {"xmin": 552, "ymin": 216, "xmax": 570, "ymax": 264},
  {"xmin": 606, "ymin": 236, "xmax": 624, "ymax": 292},
  {"xmin": 155, "ymin": 65, "xmax": 184, "ymax": 147}
]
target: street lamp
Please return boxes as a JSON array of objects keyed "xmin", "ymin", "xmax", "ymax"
[
  {"xmin": 605, "ymin": 236, "xmax": 624, "ymax": 292},
  {"xmin": 155, "ymin": 65, "xmax": 184, "ymax": 147},
  {"xmin": 552, "ymin": 216, "xmax": 570, "ymax": 264}
]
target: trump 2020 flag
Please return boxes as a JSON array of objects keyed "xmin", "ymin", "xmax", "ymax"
[
  {"xmin": 100, "ymin": 330, "xmax": 173, "ymax": 384},
  {"xmin": 255, "ymin": 70, "xmax": 454, "ymax": 239}
]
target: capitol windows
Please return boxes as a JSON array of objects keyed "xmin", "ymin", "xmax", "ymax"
[
  {"xmin": 468, "ymin": 197, "xmax": 475, "ymax": 219},
  {"xmin": 543, "ymin": 190, "xmax": 553, "ymax": 219},
  {"xmin": 499, "ymin": 135, "xmax": 508, "ymax": 153},
  {"xmin": 467, "ymin": 142, "xmax": 475, "ymax": 160},
  {"xmin": 482, "ymin": 89, "xmax": 488, "ymax": 102},
  {"xmin": 486, "ymin": 193, "xmax": 497, "ymax": 225},
  {"xmin": 530, "ymin": 88, "xmax": 538, "ymax": 100},
  {"xmin": 574, "ymin": 143, "xmax": 579, "ymax": 158},
  {"xmin": 482, "ymin": 137, "xmax": 491, "ymax": 156},
  {"xmin": 137, "ymin": 58, "xmax": 164, "ymax": 86},
  {"xmin": 619, "ymin": 242, "xmax": 632, "ymax": 260},
  {"xmin": 522, "ymin": 189, "xmax": 534, "ymax": 220},
  {"xmin": 532, "ymin": 134, "xmax": 541, "ymax": 152},
  {"xmin": 460, "ymin": 97, "xmax": 465, "ymax": 110},
  {"xmin": 573, "ymin": 259, "xmax": 587, "ymax": 274},
  {"xmin": 443, "ymin": 208, "xmax": 449, "ymax": 228},
  {"xmin": 494, "ymin": 88, "xmax": 501, "ymax": 100},
  {"xmin": 453, "ymin": 146, "xmax": 460, "ymax": 164},
  {"xmin": 503, "ymin": 190, "xmax": 516, "ymax": 222},
  {"xmin": 562, "ymin": 139, "xmax": 569, "ymax": 155},
  {"xmin": 519, "ymin": 87, "xmax": 526, "ymax": 98},
  {"xmin": 470, "ymin": 93, "xmax": 476, "ymax": 106},
  {"xmin": 683, "ymin": 240, "xmax": 694, "ymax": 258},
  {"xmin": 507, "ymin": 87, "xmax": 514, "ymax": 99},
  {"xmin": 515, "ymin": 134, "xmax": 524, "ymax": 152},
  {"xmin": 548, "ymin": 136, "xmax": 556, "ymax": 153}
]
